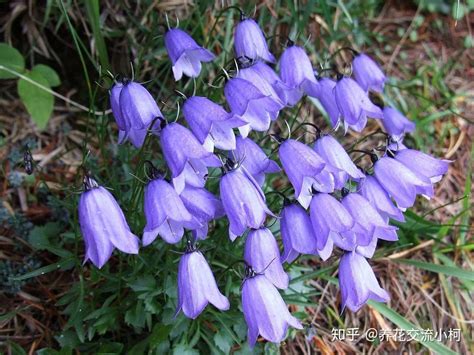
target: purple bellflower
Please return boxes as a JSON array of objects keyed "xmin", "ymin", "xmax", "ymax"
[
  {"xmin": 359, "ymin": 175, "xmax": 405, "ymax": 222},
  {"xmin": 224, "ymin": 77, "xmax": 281, "ymax": 137},
  {"xmin": 79, "ymin": 177, "xmax": 139, "ymax": 268},
  {"xmin": 164, "ymin": 28, "xmax": 215, "ymax": 81},
  {"xmin": 334, "ymin": 77, "xmax": 383, "ymax": 132},
  {"xmin": 177, "ymin": 246, "xmax": 230, "ymax": 319},
  {"xmin": 313, "ymin": 78, "xmax": 341, "ymax": 129},
  {"xmin": 142, "ymin": 177, "xmax": 198, "ymax": 245},
  {"xmin": 374, "ymin": 156, "xmax": 433, "ymax": 209},
  {"xmin": 382, "ymin": 106, "xmax": 416, "ymax": 139},
  {"xmin": 179, "ymin": 185, "xmax": 225, "ymax": 240},
  {"xmin": 231, "ymin": 136, "xmax": 280, "ymax": 186},
  {"xmin": 280, "ymin": 203, "xmax": 317, "ymax": 263},
  {"xmin": 352, "ymin": 53, "xmax": 386, "ymax": 93},
  {"xmin": 234, "ymin": 18, "xmax": 275, "ymax": 63},
  {"xmin": 339, "ymin": 251, "xmax": 390, "ymax": 312},
  {"xmin": 279, "ymin": 139, "xmax": 335, "ymax": 209},
  {"xmin": 242, "ymin": 271, "xmax": 303, "ymax": 346},
  {"xmin": 313, "ymin": 135, "xmax": 365, "ymax": 189},
  {"xmin": 279, "ymin": 44, "xmax": 319, "ymax": 105},
  {"xmin": 394, "ymin": 149, "xmax": 450, "ymax": 185},
  {"xmin": 183, "ymin": 96, "xmax": 238, "ymax": 151},
  {"xmin": 160, "ymin": 122, "xmax": 220, "ymax": 193},
  {"xmin": 220, "ymin": 166, "xmax": 274, "ymax": 240},
  {"xmin": 244, "ymin": 227, "xmax": 289, "ymax": 289}
]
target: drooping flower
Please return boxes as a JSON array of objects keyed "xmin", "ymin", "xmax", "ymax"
[
  {"xmin": 338, "ymin": 251, "xmax": 390, "ymax": 312},
  {"xmin": 142, "ymin": 177, "xmax": 198, "ymax": 245},
  {"xmin": 374, "ymin": 156, "xmax": 433, "ymax": 209},
  {"xmin": 280, "ymin": 203, "xmax": 317, "ymax": 263},
  {"xmin": 79, "ymin": 177, "xmax": 139, "ymax": 268},
  {"xmin": 279, "ymin": 139, "xmax": 335, "ymax": 209},
  {"xmin": 382, "ymin": 106, "xmax": 416, "ymax": 139},
  {"xmin": 312, "ymin": 78, "xmax": 341, "ymax": 128},
  {"xmin": 313, "ymin": 134, "xmax": 365, "ymax": 189},
  {"xmin": 183, "ymin": 96, "xmax": 239, "ymax": 151},
  {"xmin": 244, "ymin": 227, "xmax": 289, "ymax": 289},
  {"xmin": 352, "ymin": 53, "xmax": 386, "ymax": 93},
  {"xmin": 231, "ymin": 136, "xmax": 280, "ymax": 186},
  {"xmin": 242, "ymin": 271, "xmax": 303, "ymax": 346},
  {"xmin": 279, "ymin": 43, "xmax": 319, "ymax": 105},
  {"xmin": 334, "ymin": 77, "xmax": 383, "ymax": 132},
  {"xmin": 160, "ymin": 122, "xmax": 220, "ymax": 193},
  {"xmin": 359, "ymin": 175, "xmax": 405, "ymax": 222},
  {"xmin": 224, "ymin": 77, "xmax": 281, "ymax": 137},
  {"xmin": 110, "ymin": 82, "xmax": 128, "ymax": 131},
  {"xmin": 164, "ymin": 28, "xmax": 215, "ymax": 81},
  {"xmin": 234, "ymin": 18, "xmax": 275, "ymax": 63},
  {"xmin": 219, "ymin": 166, "xmax": 274, "ymax": 240},
  {"xmin": 179, "ymin": 185, "xmax": 225, "ymax": 240},
  {"xmin": 394, "ymin": 149, "xmax": 450, "ymax": 185},
  {"xmin": 176, "ymin": 246, "xmax": 230, "ymax": 319}
]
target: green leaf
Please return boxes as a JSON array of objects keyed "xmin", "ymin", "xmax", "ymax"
[
  {"xmin": 28, "ymin": 222, "xmax": 61, "ymax": 250},
  {"xmin": 149, "ymin": 324, "xmax": 173, "ymax": 349},
  {"xmin": 214, "ymin": 332, "xmax": 233, "ymax": 354},
  {"xmin": 0, "ymin": 43, "xmax": 25, "ymax": 79},
  {"xmin": 396, "ymin": 259, "xmax": 474, "ymax": 281},
  {"xmin": 11, "ymin": 257, "xmax": 75, "ymax": 281},
  {"xmin": 32, "ymin": 64, "xmax": 61, "ymax": 87},
  {"xmin": 368, "ymin": 302, "xmax": 457, "ymax": 355},
  {"xmin": 172, "ymin": 344, "xmax": 199, "ymax": 355},
  {"xmin": 17, "ymin": 70, "xmax": 54, "ymax": 129}
]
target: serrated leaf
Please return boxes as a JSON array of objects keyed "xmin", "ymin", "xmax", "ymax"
[
  {"xmin": 32, "ymin": 64, "xmax": 61, "ymax": 87},
  {"xmin": 28, "ymin": 222, "xmax": 60, "ymax": 250},
  {"xmin": 172, "ymin": 344, "xmax": 199, "ymax": 355},
  {"xmin": 17, "ymin": 70, "xmax": 54, "ymax": 129},
  {"xmin": 214, "ymin": 332, "xmax": 233, "ymax": 354},
  {"xmin": 0, "ymin": 43, "xmax": 25, "ymax": 79}
]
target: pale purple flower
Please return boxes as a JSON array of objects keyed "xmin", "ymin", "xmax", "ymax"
[
  {"xmin": 394, "ymin": 149, "xmax": 450, "ymax": 185},
  {"xmin": 313, "ymin": 78, "xmax": 341, "ymax": 128},
  {"xmin": 164, "ymin": 28, "xmax": 215, "ymax": 81},
  {"xmin": 177, "ymin": 247, "xmax": 229, "ymax": 319},
  {"xmin": 160, "ymin": 122, "xmax": 220, "ymax": 193},
  {"xmin": 244, "ymin": 227, "xmax": 289, "ymax": 289},
  {"xmin": 242, "ymin": 272, "xmax": 302, "ymax": 346},
  {"xmin": 234, "ymin": 18, "xmax": 275, "ymax": 63},
  {"xmin": 382, "ymin": 106, "xmax": 416, "ymax": 139},
  {"xmin": 142, "ymin": 178, "xmax": 198, "ymax": 245},
  {"xmin": 79, "ymin": 177, "xmax": 139, "ymax": 268},
  {"xmin": 280, "ymin": 203, "xmax": 317, "ymax": 263},
  {"xmin": 339, "ymin": 251, "xmax": 390, "ymax": 312},
  {"xmin": 232, "ymin": 136, "xmax": 280, "ymax": 186},
  {"xmin": 110, "ymin": 82, "xmax": 127, "ymax": 130},
  {"xmin": 352, "ymin": 53, "xmax": 386, "ymax": 93}
]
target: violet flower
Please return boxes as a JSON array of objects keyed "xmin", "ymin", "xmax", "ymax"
[
  {"xmin": 280, "ymin": 203, "xmax": 317, "ymax": 263},
  {"xmin": 339, "ymin": 251, "xmax": 390, "ymax": 312},
  {"xmin": 394, "ymin": 149, "xmax": 450, "ymax": 185},
  {"xmin": 242, "ymin": 271, "xmax": 302, "ymax": 346},
  {"xmin": 244, "ymin": 227, "xmax": 289, "ymax": 289},
  {"xmin": 177, "ymin": 246, "xmax": 229, "ymax": 319},
  {"xmin": 313, "ymin": 78, "xmax": 341, "ymax": 129},
  {"xmin": 79, "ymin": 177, "xmax": 139, "ymax": 268},
  {"xmin": 352, "ymin": 53, "xmax": 386, "ymax": 93},
  {"xmin": 164, "ymin": 28, "xmax": 215, "ymax": 81},
  {"xmin": 160, "ymin": 122, "xmax": 220, "ymax": 193},
  {"xmin": 234, "ymin": 18, "xmax": 275, "ymax": 63},
  {"xmin": 382, "ymin": 106, "xmax": 416, "ymax": 139}
]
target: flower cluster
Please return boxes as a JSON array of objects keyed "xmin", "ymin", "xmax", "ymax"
[{"xmin": 78, "ymin": 14, "xmax": 449, "ymax": 347}]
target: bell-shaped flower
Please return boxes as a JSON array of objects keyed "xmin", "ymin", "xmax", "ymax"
[
  {"xmin": 142, "ymin": 178, "xmax": 198, "ymax": 245},
  {"xmin": 79, "ymin": 177, "xmax": 139, "ymax": 268},
  {"xmin": 359, "ymin": 176, "xmax": 405, "ymax": 222},
  {"xmin": 110, "ymin": 82, "xmax": 128, "ymax": 131},
  {"xmin": 313, "ymin": 135, "xmax": 365, "ymax": 189},
  {"xmin": 242, "ymin": 272, "xmax": 302, "ymax": 346},
  {"xmin": 164, "ymin": 28, "xmax": 215, "ymax": 81},
  {"xmin": 394, "ymin": 149, "xmax": 450, "ymax": 185},
  {"xmin": 160, "ymin": 122, "xmax": 220, "ymax": 193},
  {"xmin": 177, "ymin": 247, "xmax": 229, "ymax": 319},
  {"xmin": 374, "ymin": 156, "xmax": 432, "ymax": 209},
  {"xmin": 339, "ymin": 251, "xmax": 390, "ymax": 312},
  {"xmin": 382, "ymin": 106, "xmax": 416, "ymax": 139},
  {"xmin": 280, "ymin": 203, "xmax": 317, "ymax": 263},
  {"xmin": 180, "ymin": 186, "xmax": 225, "ymax": 240},
  {"xmin": 313, "ymin": 78, "xmax": 341, "ymax": 128},
  {"xmin": 352, "ymin": 53, "xmax": 386, "ymax": 93},
  {"xmin": 234, "ymin": 18, "xmax": 275, "ymax": 63},
  {"xmin": 334, "ymin": 77, "xmax": 383, "ymax": 132},
  {"xmin": 220, "ymin": 167, "xmax": 274, "ymax": 240},
  {"xmin": 183, "ymin": 96, "xmax": 239, "ymax": 151},
  {"xmin": 341, "ymin": 192, "xmax": 398, "ymax": 245},
  {"xmin": 279, "ymin": 44, "xmax": 319, "ymax": 105},
  {"xmin": 224, "ymin": 78, "xmax": 281, "ymax": 137},
  {"xmin": 231, "ymin": 136, "xmax": 280, "ymax": 186},
  {"xmin": 244, "ymin": 227, "xmax": 289, "ymax": 289},
  {"xmin": 279, "ymin": 139, "xmax": 335, "ymax": 209}
]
